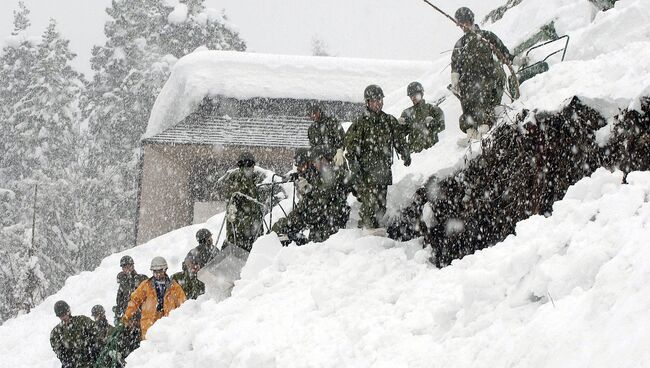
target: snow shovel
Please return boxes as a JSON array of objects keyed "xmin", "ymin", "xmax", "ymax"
[{"xmin": 197, "ymin": 243, "xmax": 250, "ymax": 301}]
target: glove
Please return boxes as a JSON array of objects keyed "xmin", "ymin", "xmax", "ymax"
[
  {"xmin": 333, "ymin": 148, "xmax": 345, "ymax": 167},
  {"xmin": 450, "ymin": 72, "xmax": 461, "ymax": 96},
  {"xmin": 397, "ymin": 117, "xmax": 407, "ymax": 125},
  {"xmin": 424, "ymin": 116, "xmax": 434, "ymax": 124},
  {"xmin": 287, "ymin": 172, "xmax": 299, "ymax": 181},
  {"xmin": 403, "ymin": 155, "xmax": 412, "ymax": 167},
  {"xmin": 297, "ymin": 177, "xmax": 312, "ymax": 194},
  {"xmin": 227, "ymin": 204, "xmax": 237, "ymax": 222},
  {"xmin": 512, "ymin": 54, "xmax": 529, "ymax": 67}
]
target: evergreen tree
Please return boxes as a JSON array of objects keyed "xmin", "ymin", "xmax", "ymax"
[
  {"xmin": 0, "ymin": 12, "xmax": 83, "ymax": 322},
  {"xmin": 83, "ymin": 0, "xmax": 246, "ymax": 254}
]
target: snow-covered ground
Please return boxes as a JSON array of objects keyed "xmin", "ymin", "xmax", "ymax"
[{"xmin": 2, "ymin": 0, "xmax": 650, "ymax": 366}]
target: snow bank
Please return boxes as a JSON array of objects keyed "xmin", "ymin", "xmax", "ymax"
[
  {"xmin": 118, "ymin": 168, "xmax": 650, "ymax": 368},
  {"xmin": 145, "ymin": 52, "xmax": 433, "ymax": 138},
  {"xmin": 0, "ymin": 215, "xmax": 226, "ymax": 368}
]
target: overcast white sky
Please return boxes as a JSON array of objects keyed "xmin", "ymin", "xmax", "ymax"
[{"xmin": 0, "ymin": 0, "xmax": 493, "ymax": 76}]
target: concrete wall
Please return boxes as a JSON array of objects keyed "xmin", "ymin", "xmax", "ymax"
[{"xmin": 136, "ymin": 144, "xmax": 192, "ymax": 245}]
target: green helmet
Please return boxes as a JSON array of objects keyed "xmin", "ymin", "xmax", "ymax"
[
  {"xmin": 91, "ymin": 305, "xmax": 105, "ymax": 318},
  {"xmin": 294, "ymin": 148, "xmax": 311, "ymax": 167},
  {"xmin": 237, "ymin": 151, "xmax": 255, "ymax": 168},
  {"xmin": 54, "ymin": 300, "xmax": 70, "ymax": 317},
  {"xmin": 119, "ymin": 255, "xmax": 134, "ymax": 267},
  {"xmin": 195, "ymin": 228, "xmax": 212, "ymax": 243},
  {"xmin": 407, "ymin": 82, "xmax": 424, "ymax": 97},
  {"xmin": 455, "ymin": 7, "xmax": 474, "ymax": 24},
  {"xmin": 364, "ymin": 84, "xmax": 384, "ymax": 101}
]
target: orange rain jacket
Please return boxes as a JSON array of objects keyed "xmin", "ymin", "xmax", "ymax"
[{"xmin": 122, "ymin": 276, "xmax": 186, "ymax": 339}]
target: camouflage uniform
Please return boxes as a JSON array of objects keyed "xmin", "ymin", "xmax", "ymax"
[
  {"xmin": 184, "ymin": 243, "xmax": 217, "ymax": 269},
  {"xmin": 171, "ymin": 270, "xmax": 205, "ymax": 300},
  {"xmin": 273, "ymin": 161, "xmax": 349, "ymax": 243},
  {"xmin": 308, "ymin": 114, "xmax": 350, "ymax": 229},
  {"xmin": 50, "ymin": 315, "xmax": 101, "ymax": 368},
  {"xmin": 308, "ymin": 115, "xmax": 345, "ymax": 162},
  {"xmin": 344, "ymin": 109, "xmax": 410, "ymax": 228},
  {"xmin": 400, "ymin": 100, "xmax": 445, "ymax": 152},
  {"xmin": 94, "ymin": 317, "xmax": 114, "ymax": 346},
  {"xmin": 452, "ymin": 25, "xmax": 513, "ymax": 131},
  {"xmin": 219, "ymin": 168, "xmax": 264, "ymax": 251},
  {"xmin": 113, "ymin": 270, "xmax": 147, "ymax": 355}
]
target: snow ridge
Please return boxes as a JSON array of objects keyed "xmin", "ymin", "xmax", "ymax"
[{"xmin": 123, "ymin": 169, "xmax": 650, "ymax": 368}]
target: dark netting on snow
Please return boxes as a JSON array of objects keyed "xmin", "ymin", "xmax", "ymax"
[
  {"xmin": 390, "ymin": 97, "xmax": 619, "ymax": 267},
  {"xmin": 602, "ymin": 96, "xmax": 650, "ymax": 176}
]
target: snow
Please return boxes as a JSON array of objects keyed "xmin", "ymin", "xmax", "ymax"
[
  {"xmin": 145, "ymin": 51, "xmax": 433, "ymax": 138},
  {"xmin": 5, "ymin": 168, "xmax": 650, "ymax": 367},
  {"xmin": 167, "ymin": 4, "xmax": 189, "ymax": 25},
  {"xmin": 4, "ymin": 0, "xmax": 650, "ymax": 366}
]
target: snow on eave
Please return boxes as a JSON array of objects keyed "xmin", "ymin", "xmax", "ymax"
[{"xmin": 145, "ymin": 50, "xmax": 434, "ymax": 139}]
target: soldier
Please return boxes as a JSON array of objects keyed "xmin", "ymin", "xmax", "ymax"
[
  {"xmin": 399, "ymin": 82, "xmax": 445, "ymax": 153},
  {"xmin": 50, "ymin": 300, "xmax": 101, "ymax": 368},
  {"xmin": 344, "ymin": 84, "xmax": 411, "ymax": 230},
  {"xmin": 273, "ymin": 149, "xmax": 349, "ymax": 244},
  {"xmin": 172, "ymin": 252, "xmax": 206, "ymax": 300},
  {"xmin": 450, "ymin": 7, "xmax": 513, "ymax": 146},
  {"xmin": 122, "ymin": 256, "xmax": 186, "ymax": 339},
  {"xmin": 112, "ymin": 255, "xmax": 147, "ymax": 354},
  {"xmin": 184, "ymin": 228, "xmax": 217, "ymax": 269},
  {"xmin": 306, "ymin": 102, "xmax": 350, "ymax": 228},
  {"xmin": 306, "ymin": 102, "xmax": 346, "ymax": 166},
  {"xmin": 91, "ymin": 305, "xmax": 114, "ymax": 345},
  {"xmin": 218, "ymin": 152, "xmax": 265, "ymax": 252}
]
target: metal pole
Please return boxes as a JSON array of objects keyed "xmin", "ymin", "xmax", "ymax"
[
  {"xmin": 30, "ymin": 184, "xmax": 38, "ymax": 257},
  {"xmin": 420, "ymin": 0, "xmax": 520, "ymax": 100}
]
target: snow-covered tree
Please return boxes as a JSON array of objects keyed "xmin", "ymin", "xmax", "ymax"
[
  {"xmin": 0, "ymin": 11, "xmax": 84, "ymax": 322},
  {"xmin": 83, "ymin": 0, "xmax": 246, "ymax": 255}
]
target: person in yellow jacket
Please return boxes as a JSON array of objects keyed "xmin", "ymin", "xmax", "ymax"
[{"xmin": 122, "ymin": 256, "xmax": 186, "ymax": 339}]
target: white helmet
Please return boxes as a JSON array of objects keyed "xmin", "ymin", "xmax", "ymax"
[{"xmin": 150, "ymin": 256, "xmax": 168, "ymax": 271}]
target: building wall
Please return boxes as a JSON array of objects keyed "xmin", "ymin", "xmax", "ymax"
[{"xmin": 136, "ymin": 144, "xmax": 192, "ymax": 245}]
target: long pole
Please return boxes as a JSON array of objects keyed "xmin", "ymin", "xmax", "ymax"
[
  {"xmin": 421, "ymin": 0, "xmax": 520, "ymax": 100},
  {"xmin": 30, "ymin": 184, "xmax": 38, "ymax": 257}
]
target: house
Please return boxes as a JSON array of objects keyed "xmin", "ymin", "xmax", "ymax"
[{"xmin": 136, "ymin": 51, "xmax": 434, "ymax": 245}]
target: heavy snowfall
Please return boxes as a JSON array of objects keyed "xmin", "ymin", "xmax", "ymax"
[{"xmin": 1, "ymin": 0, "xmax": 650, "ymax": 367}]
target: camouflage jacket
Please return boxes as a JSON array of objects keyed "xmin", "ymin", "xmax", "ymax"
[
  {"xmin": 218, "ymin": 168, "xmax": 265, "ymax": 250},
  {"xmin": 185, "ymin": 244, "xmax": 218, "ymax": 270},
  {"xmin": 172, "ymin": 271, "xmax": 206, "ymax": 300},
  {"xmin": 50, "ymin": 315, "xmax": 101, "ymax": 368},
  {"xmin": 400, "ymin": 100, "xmax": 445, "ymax": 153},
  {"xmin": 113, "ymin": 270, "xmax": 148, "ymax": 319},
  {"xmin": 452, "ymin": 26, "xmax": 512, "ymax": 92},
  {"xmin": 308, "ymin": 115, "xmax": 345, "ymax": 162},
  {"xmin": 344, "ymin": 109, "xmax": 410, "ymax": 186},
  {"xmin": 94, "ymin": 318, "xmax": 114, "ymax": 345}
]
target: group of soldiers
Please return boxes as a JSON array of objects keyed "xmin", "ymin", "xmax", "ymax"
[
  {"xmin": 50, "ymin": 237, "xmax": 214, "ymax": 367},
  {"xmin": 48, "ymin": 7, "xmax": 513, "ymax": 367}
]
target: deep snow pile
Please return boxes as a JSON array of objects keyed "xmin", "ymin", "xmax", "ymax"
[
  {"xmin": 123, "ymin": 169, "xmax": 650, "ymax": 368},
  {"xmin": 3, "ymin": 0, "xmax": 650, "ymax": 366},
  {"xmin": 4, "ymin": 169, "xmax": 650, "ymax": 367}
]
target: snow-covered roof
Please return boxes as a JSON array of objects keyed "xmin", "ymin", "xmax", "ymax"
[{"xmin": 145, "ymin": 51, "xmax": 434, "ymax": 138}]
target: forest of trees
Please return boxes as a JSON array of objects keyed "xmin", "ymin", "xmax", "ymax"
[{"xmin": 0, "ymin": 0, "xmax": 246, "ymax": 322}]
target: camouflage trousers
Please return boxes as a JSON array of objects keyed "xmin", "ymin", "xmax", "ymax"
[
  {"xmin": 356, "ymin": 183, "xmax": 388, "ymax": 229},
  {"xmin": 459, "ymin": 80, "xmax": 504, "ymax": 132}
]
